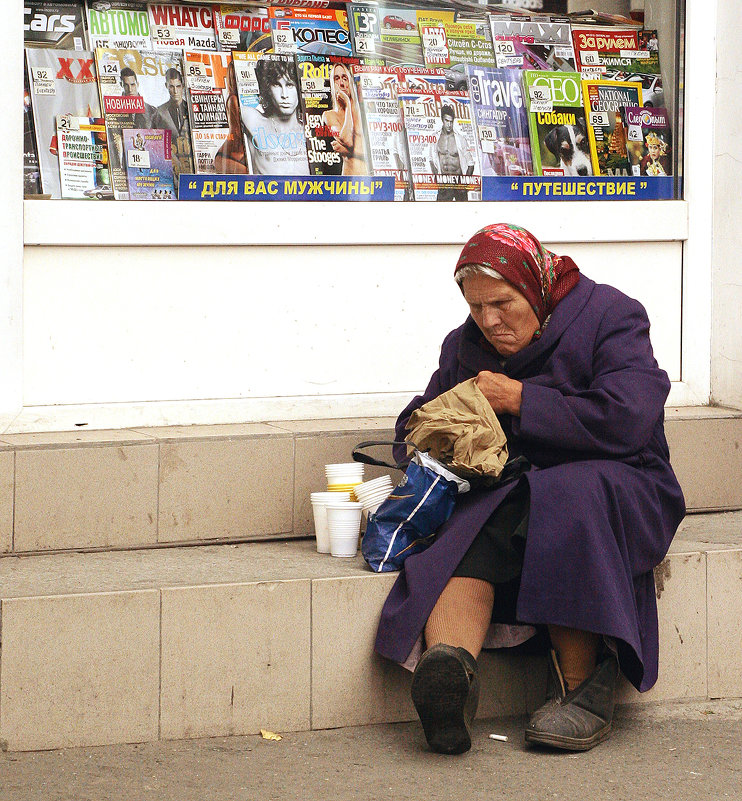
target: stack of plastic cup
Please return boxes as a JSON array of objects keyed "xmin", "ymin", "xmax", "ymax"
[
  {"xmin": 310, "ymin": 491, "xmax": 351, "ymax": 553},
  {"xmin": 325, "ymin": 463, "xmax": 365, "ymax": 499},
  {"xmin": 353, "ymin": 475, "xmax": 395, "ymax": 515},
  {"xmin": 326, "ymin": 502, "xmax": 363, "ymax": 557}
]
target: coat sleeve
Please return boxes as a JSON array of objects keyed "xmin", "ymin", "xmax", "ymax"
[
  {"xmin": 512, "ymin": 296, "xmax": 670, "ymax": 458},
  {"xmin": 393, "ymin": 329, "xmax": 461, "ymax": 462}
]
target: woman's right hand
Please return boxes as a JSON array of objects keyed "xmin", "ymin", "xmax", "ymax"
[{"xmin": 475, "ymin": 371, "xmax": 523, "ymax": 416}]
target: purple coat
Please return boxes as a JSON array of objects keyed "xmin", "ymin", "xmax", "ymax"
[{"xmin": 375, "ymin": 275, "xmax": 685, "ymax": 692}]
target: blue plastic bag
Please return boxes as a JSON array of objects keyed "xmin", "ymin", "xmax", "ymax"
[{"xmin": 352, "ymin": 442, "xmax": 459, "ymax": 573}]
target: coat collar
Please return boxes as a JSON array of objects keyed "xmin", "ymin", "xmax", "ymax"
[{"xmin": 458, "ymin": 275, "xmax": 596, "ymax": 377}]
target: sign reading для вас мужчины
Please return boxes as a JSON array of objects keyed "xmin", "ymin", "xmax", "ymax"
[{"xmin": 178, "ymin": 174, "xmax": 395, "ymax": 200}]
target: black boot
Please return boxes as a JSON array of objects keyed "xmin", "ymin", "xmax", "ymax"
[
  {"xmin": 411, "ymin": 643, "xmax": 480, "ymax": 754},
  {"xmin": 525, "ymin": 649, "xmax": 618, "ymax": 751}
]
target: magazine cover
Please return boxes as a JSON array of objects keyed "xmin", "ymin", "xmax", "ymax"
[
  {"xmin": 418, "ymin": 19, "xmax": 495, "ymax": 91},
  {"xmin": 24, "ymin": 66, "xmax": 42, "ymax": 195},
  {"xmin": 85, "ymin": 1, "xmax": 153, "ymax": 50},
  {"xmin": 147, "ymin": 3, "xmax": 218, "ymax": 51},
  {"xmin": 24, "ymin": 2, "xmax": 86, "ymax": 49},
  {"xmin": 466, "ymin": 65, "xmax": 532, "ymax": 176},
  {"xmin": 347, "ymin": 4, "xmax": 453, "ymax": 67},
  {"xmin": 521, "ymin": 70, "xmax": 592, "ymax": 176},
  {"xmin": 571, "ymin": 26, "xmax": 641, "ymax": 73},
  {"xmin": 582, "ymin": 78, "xmax": 643, "ymax": 176},
  {"xmin": 55, "ymin": 115, "xmax": 111, "ymax": 198},
  {"xmin": 620, "ymin": 105, "xmax": 672, "ymax": 176},
  {"xmin": 95, "ymin": 48, "xmax": 192, "ymax": 199},
  {"xmin": 233, "ymin": 52, "xmax": 310, "ymax": 175},
  {"xmin": 269, "ymin": 7, "xmax": 353, "ymax": 57},
  {"xmin": 399, "ymin": 86, "xmax": 480, "ymax": 201},
  {"xmin": 353, "ymin": 64, "xmax": 412, "ymax": 200},
  {"xmin": 184, "ymin": 50, "xmax": 246, "ymax": 174},
  {"xmin": 489, "ymin": 15, "xmax": 576, "ymax": 72},
  {"xmin": 296, "ymin": 53, "xmax": 368, "ymax": 176},
  {"xmin": 397, "ymin": 65, "xmax": 447, "ymax": 91},
  {"xmin": 26, "ymin": 48, "xmax": 101, "ymax": 198},
  {"xmin": 213, "ymin": 5, "xmax": 272, "ymax": 52},
  {"xmin": 123, "ymin": 128, "xmax": 176, "ymax": 198}
]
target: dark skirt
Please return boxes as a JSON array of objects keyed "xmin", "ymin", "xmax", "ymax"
[{"xmin": 451, "ymin": 480, "xmax": 529, "ymax": 625}]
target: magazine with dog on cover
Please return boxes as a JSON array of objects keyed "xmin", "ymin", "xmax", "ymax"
[
  {"xmin": 522, "ymin": 70, "xmax": 592, "ymax": 177},
  {"xmin": 582, "ymin": 77, "xmax": 642, "ymax": 176}
]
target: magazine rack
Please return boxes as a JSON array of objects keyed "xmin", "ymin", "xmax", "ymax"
[{"xmin": 5, "ymin": 0, "xmax": 716, "ymax": 432}]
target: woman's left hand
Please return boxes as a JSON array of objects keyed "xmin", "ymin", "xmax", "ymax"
[{"xmin": 475, "ymin": 371, "xmax": 523, "ymax": 416}]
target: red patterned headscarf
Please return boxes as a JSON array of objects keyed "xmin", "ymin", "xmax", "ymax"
[{"xmin": 455, "ymin": 223, "xmax": 580, "ymax": 327}]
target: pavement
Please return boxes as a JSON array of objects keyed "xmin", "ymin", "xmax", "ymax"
[{"xmin": 1, "ymin": 700, "xmax": 740, "ymax": 801}]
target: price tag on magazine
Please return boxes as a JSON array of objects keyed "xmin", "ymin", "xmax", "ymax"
[
  {"xmin": 301, "ymin": 77, "xmax": 327, "ymax": 92},
  {"xmin": 272, "ymin": 30, "xmax": 293, "ymax": 53},
  {"xmin": 355, "ymin": 34, "xmax": 376, "ymax": 54},
  {"xmin": 589, "ymin": 111, "xmax": 610, "ymax": 127},
  {"xmin": 478, "ymin": 126, "xmax": 497, "ymax": 154},
  {"xmin": 57, "ymin": 114, "xmax": 80, "ymax": 131},
  {"xmin": 621, "ymin": 49, "xmax": 650, "ymax": 59},
  {"xmin": 128, "ymin": 148, "xmax": 151, "ymax": 169},
  {"xmin": 554, "ymin": 46, "xmax": 573, "ymax": 59},
  {"xmin": 494, "ymin": 40, "xmax": 521, "ymax": 68},
  {"xmin": 219, "ymin": 29, "xmax": 241, "ymax": 46},
  {"xmin": 581, "ymin": 51, "xmax": 602, "ymax": 66},
  {"xmin": 98, "ymin": 60, "xmax": 120, "ymax": 78},
  {"xmin": 421, "ymin": 25, "xmax": 447, "ymax": 54},
  {"xmin": 529, "ymin": 85, "xmax": 553, "ymax": 113},
  {"xmin": 233, "ymin": 60, "xmax": 255, "ymax": 87},
  {"xmin": 626, "ymin": 124, "xmax": 643, "ymax": 142},
  {"xmin": 152, "ymin": 26, "xmax": 174, "ymax": 41}
]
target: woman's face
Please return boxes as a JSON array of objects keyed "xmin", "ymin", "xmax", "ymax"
[
  {"xmin": 461, "ymin": 272, "xmax": 539, "ymax": 357},
  {"xmin": 333, "ymin": 67, "xmax": 351, "ymax": 95},
  {"xmin": 269, "ymin": 76, "xmax": 299, "ymax": 117}
]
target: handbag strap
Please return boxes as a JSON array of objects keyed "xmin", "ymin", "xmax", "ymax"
[{"xmin": 352, "ymin": 440, "xmax": 413, "ymax": 471}]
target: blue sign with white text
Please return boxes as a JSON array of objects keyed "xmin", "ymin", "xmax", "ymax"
[
  {"xmin": 482, "ymin": 175, "xmax": 675, "ymax": 201},
  {"xmin": 179, "ymin": 175, "xmax": 395, "ymax": 201}
]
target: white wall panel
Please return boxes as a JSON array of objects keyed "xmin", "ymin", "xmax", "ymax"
[{"xmin": 23, "ymin": 241, "xmax": 681, "ymax": 413}]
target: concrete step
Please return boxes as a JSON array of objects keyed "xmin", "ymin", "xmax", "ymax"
[
  {"xmin": 0, "ymin": 406, "xmax": 740, "ymax": 556},
  {"xmin": 0, "ymin": 511, "xmax": 740, "ymax": 751}
]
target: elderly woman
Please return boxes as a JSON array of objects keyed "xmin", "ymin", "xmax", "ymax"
[{"xmin": 376, "ymin": 223, "xmax": 685, "ymax": 753}]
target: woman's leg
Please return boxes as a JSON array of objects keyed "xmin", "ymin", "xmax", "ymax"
[
  {"xmin": 547, "ymin": 624, "xmax": 601, "ymax": 691},
  {"xmin": 424, "ymin": 576, "xmax": 495, "ymax": 658}
]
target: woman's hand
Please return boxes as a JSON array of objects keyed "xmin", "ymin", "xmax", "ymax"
[{"xmin": 475, "ymin": 371, "xmax": 523, "ymax": 416}]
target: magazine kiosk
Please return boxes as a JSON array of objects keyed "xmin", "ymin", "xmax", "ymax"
[{"xmin": 3, "ymin": 0, "xmax": 725, "ymax": 432}]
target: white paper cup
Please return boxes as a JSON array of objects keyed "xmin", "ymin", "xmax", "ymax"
[
  {"xmin": 325, "ymin": 463, "xmax": 365, "ymax": 485},
  {"xmin": 310, "ymin": 492, "xmax": 351, "ymax": 553},
  {"xmin": 329, "ymin": 532, "xmax": 360, "ymax": 557},
  {"xmin": 326, "ymin": 502, "xmax": 362, "ymax": 556}
]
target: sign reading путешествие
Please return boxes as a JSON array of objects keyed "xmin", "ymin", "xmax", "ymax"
[{"xmin": 483, "ymin": 175, "xmax": 675, "ymax": 201}]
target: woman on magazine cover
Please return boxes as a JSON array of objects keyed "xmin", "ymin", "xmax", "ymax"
[{"xmin": 376, "ymin": 223, "xmax": 685, "ymax": 754}]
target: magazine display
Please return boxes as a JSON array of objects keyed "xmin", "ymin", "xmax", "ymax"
[
  {"xmin": 147, "ymin": 3, "xmax": 218, "ymax": 51},
  {"xmin": 582, "ymin": 78, "xmax": 642, "ymax": 176},
  {"xmin": 24, "ymin": 67, "xmax": 42, "ymax": 195},
  {"xmin": 269, "ymin": 7, "xmax": 353, "ymax": 57},
  {"xmin": 353, "ymin": 64, "xmax": 411, "ymax": 199},
  {"xmin": 347, "ymin": 4, "xmax": 453, "ymax": 66},
  {"xmin": 213, "ymin": 5, "xmax": 272, "ymax": 52},
  {"xmin": 24, "ymin": 2, "xmax": 87, "ymax": 50},
  {"xmin": 297, "ymin": 53, "xmax": 368, "ymax": 176},
  {"xmin": 521, "ymin": 70, "xmax": 591, "ymax": 177},
  {"xmin": 123, "ymin": 128, "xmax": 176, "ymax": 198},
  {"xmin": 399, "ymin": 86, "xmax": 480, "ymax": 201},
  {"xmin": 85, "ymin": 1, "xmax": 152, "ymax": 49},
  {"xmin": 233, "ymin": 52, "xmax": 311, "ymax": 175},
  {"xmin": 466, "ymin": 65, "xmax": 531, "ymax": 176},
  {"xmin": 489, "ymin": 15, "xmax": 576, "ymax": 72},
  {"xmin": 184, "ymin": 50, "xmax": 245, "ymax": 174},
  {"xmin": 95, "ymin": 47, "xmax": 191, "ymax": 199},
  {"xmin": 620, "ymin": 105, "xmax": 672, "ymax": 176},
  {"xmin": 418, "ymin": 18, "xmax": 495, "ymax": 90},
  {"xmin": 26, "ymin": 47, "xmax": 101, "ymax": 198},
  {"xmin": 55, "ymin": 115, "xmax": 110, "ymax": 198}
]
